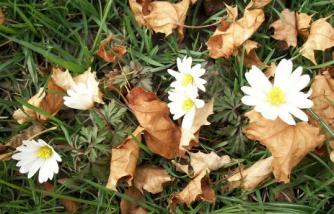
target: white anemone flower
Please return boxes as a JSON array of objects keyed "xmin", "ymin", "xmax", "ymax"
[
  {"xmin": 12, "ymin": 139, "xmax": 62, "ymax": 183},
  {"xmin": 168, "ymin": 90, "xmax": 205, "ymax": 129},
  {"xmin": 63, "ymin": 69, "xmax": 103, "ymax": 110},
  {"xmin": 241, "ymin": 59, "xmax": 313, "ymax": 125},
  {"xmin": 168, "ymin": 56, "xmax": 207, "ymax": 92}
]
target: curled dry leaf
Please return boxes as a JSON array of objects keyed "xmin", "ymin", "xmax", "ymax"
[
  {"xmin": 13, "ymin": 79, "xmax": 64, "ymax": 124},
  {"xmin": 227, "ymin": 156, "xmax": 273, "ymax": 191},
  {"xmin": 296, "ymin": 12, "xmax": 312, "ymax": 39},
  {"xmin": 270, "ymin": 9, "xmax": 297, "ymax": 47},
  {"xmin": 244, "ymin": 111, "xmax": 324, "ymax": 183},
  {"xmin": 129, "ymin": 0, "xmax": 191, "ymax": 40},
  {"xmin": 106, "ymin": 127, "xmax": 143, "ymax": 191},
  {"xmin": 300, "ymin": 17, "xmax": 334, "ymax": 64},
  {"xmin": 207, "ymin": 0, "xmax": 271, "ymax": 58},
  {"xmin": 240, "ymin": 40, "xmax": 262, "ymax": 68},
  {"xmin": 169, "ymin": 170, "xmax": 216, "ymax": 209},
  {"xmin": 134, "ymin": 165, "xmax": 173, "ymax": 194},
  {"xmin": 180, "ymin": 100, "xmax": 214, "ymax": 151},
  {"xmin": 96, "ymin": 34, "xmax": 127, "ymax": 63},
  {"xmin": 329, "ymin": 140, "xmax": 334, "ymax": 162},
  {"xmin": 264, "ymin": 62, "xmax": 277, "ymax": 78},
  {"xmin": 189, "ymin": 151, "xmax": 231, "ymax": 177},
  {"xmin": 310, "ymin": 70, "xmax": 334, "ymax": 130},
  {"xmin": 127, "ymin": 87, "xmax": 181, "ymax": 159},
  {"xmin": 120, "ymin": 187, "xmax": 147, "ymax": 214},
  {"xmin": 172, "ymin": 160, "xmax": 190, "ymax": 174}
]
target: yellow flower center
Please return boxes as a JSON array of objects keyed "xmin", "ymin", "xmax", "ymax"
[
  {"xmin": 181, "ymin": 73, "xmax": 193, "ymax": 86},
  {"xmin": 267, "ymin": 87, "xmax": 286, "ymax": 106},
  {"xmin": 182, "ymin": 98, "xmax": 194, "ymax": 111},
  {"xmin": 37, "ymin": 146, "xmax": 52, "ymax": 159}
]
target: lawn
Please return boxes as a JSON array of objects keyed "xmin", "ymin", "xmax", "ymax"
[{"xmin": 1, "ymin": 0, "xmax": 334, "ymax": 213}]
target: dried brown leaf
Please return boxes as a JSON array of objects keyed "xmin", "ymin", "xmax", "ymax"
[
  {"xmin": 244, "ymin": 111, "xmax": 324, "ymax": 183},
  {"xmin": 7, "ymin": 124, "xmax": 44, "ymax": 148},
  {"xmin": 106, "ymin": 127, "xmax": 143, "ymax": 191},
  {"xmin": 0, "ymin": 8, "xmax": 5, "ymax": 25},
  {"xmin": 296, "ymin": 12, "xmax": 312, "ymax": 39},
  {"xmin": 189, "ymin": 151, "xmax": 231, "ymax": 177},
  {"xmin": 300, "ymin": 17, "xmax": 334, "ymax": 64},
  {"xmin": 129, "ymin": 0, "xmax": 191, "ymax": 40},
  {"xmin": 227, "ymin": 156, "xmax": 273, "ymax": 190},
  {"xmin": 241, "ymin": 40, "xmax": 262, "ymax": 68},
  {"xmin": 264, "ymin": 62, "xmax": 277, "ymax": 78},
  {"xmin": 270, "ymin": 9, "xmax": 297, "ymax": 47},
  {"xmin": 207, "ymin": 0, "xmax": 270, "ymax": 58},
  {"xmin": 134, "ymin": 165, "xmax": 173, "ymax": 194},
  {"xmin": 97, "ymin": 34, "xmax": 127, "ymax": 63},
  {"xmin": 169, "ymin": 170, "xmax": 215, "ymax": 209},
  {"xmin": 120, "ymin": 187, "xmax": 147, "ymax": 214},
  {"xmin": 180, "ymin": 100, "xmax": 213, "ymax": 150},
  {"xmin": 127, "ymin": 87, "xmax": 181, "ymax": 159}
]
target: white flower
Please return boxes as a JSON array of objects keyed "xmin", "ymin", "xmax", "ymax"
[
  {"xmin": 12, "ymin": 139, "xmax": 62, "ymax": 183},
  {"xmin": 63, "ymin": 69, "xmax": 103, "ymax": 110},
  {"xmin": 168, "ymin": 90, "xmax": 205, "ymax": 129},
  {"xmin": 241, "ymin": 59, "xmax": 313, "ymax": 125},
  {"xmin": 168, "ymin": 56, "xmax": 207, "ymax": 92}
]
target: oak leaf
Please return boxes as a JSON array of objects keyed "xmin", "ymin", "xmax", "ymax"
[
  {"xmin": 244, "ymin": 111, "xmax": 324, "ymax": 183},
  {"xmin": 180, "ymin": 100, "xmax": 214, "ymax": 150},
  {"xmin": 120, "ymin": 187, "xmax": 147, "ymax": 214},
  {"xmin": 241, "ymin": 40, "xmax": 262, "ymax": 68},
  {"xmin": 207, "ymin": 0, "xmax": 270, "ymax": 58},
  {"xmin": 227, "ymin": 156, "xmax": 273, "ymax": 190},
  {"xmin": 134, "ymin": 165, "xmax": 173, "ymax": 194},
  {"xmin": 128, "ymin": 0, "xmax": 191, "ymax": 40},
  {"xmin": 96, "ymin": 34, "xmax": 127, "ymax": 63},
  {"xmin": 270, "ymin": 9, "xmax": 297, "ymax": 47},
  {"xmin": 169, "ymin": 170, "xmax": 215, "ymax": 209},
  {"xmin": 127, "ymin": 87, "xmax": 181, "ymax": 159},
  {"xmin": 106, "ymin": 127, "xmax": 143, "ymax": 191},
  {"xmin": 300, "ymin": 17, "xmax": 334, "ymax": 64}
]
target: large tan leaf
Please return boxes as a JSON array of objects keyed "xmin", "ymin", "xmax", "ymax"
[
  {"xmin": 169, "ymin": 170, "xmax": 215, "ymax": 209},
  {"xmin": 127, "ymin": 87, "xmax": 181, "ymax": 159},
  {"xmin": 207, "ymin": 0, "xmax": 271, "ymax": 58},
  {"xmin": 244, "ymin": 111, "xmax": 325, "ymax": 183},
  {"xmin": 270, "ymin": 9, "xmax": 297, "ymax": 47},
  {"xmin": 128, "ymin": 0, "xmax": 191, "ymax": 40},
  {"xmin": 227, "ymin": 156, "xmax": 273, "ymax": 190},
  {"xmin": 120, "ymin": 187, "xmax": 147, "ymax": 214},
  {"xmin": 106, "ymin": 127, "xmax": 143, "ymax": 191},
  {"xmin": 179, "ymin": 100, "xmax": 214, "ymax": 150},
  {"xmin": 134, "ymin": 165, "xmax": 173, "ymax": 194},
  {"xmin": 189, "ymin": 151, "xmax": 231, "ymax": 177},
  {"xmin": 300, "ymin": 18, "xmax": 334, "ymax": 64}
]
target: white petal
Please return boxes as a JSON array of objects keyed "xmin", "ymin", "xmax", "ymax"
[
  {"xmin": 195, "ymin": 99, "xmax": 205, "ymax": 108},
  {"xmin": 241, "ymin": 96, "xmax": 258, "ymax": 106},
  {"xmin": 192, "ymin": 64, "xmax": 205, "ymax": 76},
  {"xmin": 278, "ymin": 110, "xmax": 296, "ymax": 125},
  {"xmin": 27, "ymin": 159, "xmax": 44, "ymax": 178},
  {"xmin": 288, "ymin": 107, "xmax": 308, "ymax": 122},
  {"xmin": 38, "ymin": 160, "xmax": 51, "ymax": 183},
  {"xmin": 274, "ymin": 59, "xmax": 293, "ymax": 88},
  {"xmin": 260, "ymin": 107, "xmax": 279, "ymax": 120},
  {"xmin": 167, "ymin": 69, "xmax": 181, "ymax": 79},
  {"xmin": 294, "ymin": 75, "xmax": 310, "ymax": 91},
  {"xmin": 182, "ymin": 109, "xmax": 195, "ymax": 129},
  {"xmin": 245, "ymin": 66, "xmax": 272, "ymax": 92}
]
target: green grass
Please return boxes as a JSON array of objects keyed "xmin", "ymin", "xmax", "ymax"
[{"xmin": 1, "ymin": 0, "xmax": 334, "ymax": 213}]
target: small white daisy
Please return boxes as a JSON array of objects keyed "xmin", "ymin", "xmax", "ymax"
[
  {"xmin": 168, "ymin": 56, "xmax": 207, "ymax": 92},
  {"xmin": 63, "ymin": 69, "xmax": 103, "ymax": 110},
  {"xmin": 12, "ymin": 139, "xmax": 62, "ymax": 183},
  {"xmin": 168, "ymin": 90, "xmax": 205, "ymax": 129},
  {"xmin": 241, "ymin": 59, "xmax": 313, "ymax": 125}
]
